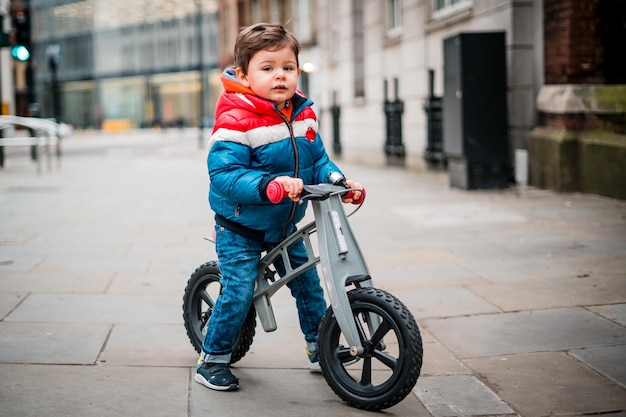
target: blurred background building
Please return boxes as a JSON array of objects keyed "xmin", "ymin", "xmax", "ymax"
[
  {"xmin": 3, "ymin": 0, "xmax": 221, "ymax": 130},
  {"xmin": 1, "ymin": 0, "xmax": 624, "ymax": 199}
]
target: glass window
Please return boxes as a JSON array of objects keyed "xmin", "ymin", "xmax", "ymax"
[
  {"xmin": 57, "ymin": 80, "xmax": 95, "ymax": 129},
  {"xmin": 388, "ymin": 0, "xmax": 402, "ymax": 30},
  {"xmin": 99, "ymin": 76, "xmax": 145, "ymax": 127},
  {"xmin": 433, "ymin": 0, "xmax": 472, "ymax": 18}
]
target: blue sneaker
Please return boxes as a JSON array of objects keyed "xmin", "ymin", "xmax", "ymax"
[{"xmin": 195, "ymin": 362, "xmax": 239, "ymax": 391}]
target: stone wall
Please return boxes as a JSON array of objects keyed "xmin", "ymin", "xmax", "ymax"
[{"xmin": 530, "ymin": 0, "xmax": 626, "ymax": 200}]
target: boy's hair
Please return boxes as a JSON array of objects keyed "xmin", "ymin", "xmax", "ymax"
[{"xmin": 234, "ymin": 23, "xmax": 300, "ymax": 74}]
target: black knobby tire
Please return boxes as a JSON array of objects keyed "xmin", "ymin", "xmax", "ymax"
[
  {"xmin": 182, "ymin": 261, "xmax": 256, "ymax": 364},
  {"xmin": 318, "ymin": 288, "xmax": 422, "ymax": 411}
]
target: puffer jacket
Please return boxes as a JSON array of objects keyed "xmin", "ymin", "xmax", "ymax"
[{"xmin": 207, "ymin": 68, "xmax": 342, "ymax": 243}]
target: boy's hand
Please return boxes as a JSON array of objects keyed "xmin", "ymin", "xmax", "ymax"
[
  {"xmin": 273, "ymin": 176, "xmax": 304, "ymax": 202},
  {"xmin": 342, "ymin": 180, "xmax": 363, "ymax": 204}
]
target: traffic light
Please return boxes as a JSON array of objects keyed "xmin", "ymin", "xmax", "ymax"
[
  {"xmin": 12, "ymin": 45, "xmax": 30, "ymax": 61},
  {"xmin": 11, "ymin": 8, "xmax": 31, "ymax": 62}
]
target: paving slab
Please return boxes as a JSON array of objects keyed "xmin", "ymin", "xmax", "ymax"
[
  {"xmin": 5, "ymin": 293, "xmax": 182, "ymax": 324},
  {"xmin": 190, "ymin": 367, "xmax": 430, "ymax": 417},
  {"xmin": 370, "ymin": 264, "xmax": 485, "ymax": 290},
  {"xmin": 35, "ymin": 252, "xmax": 151, "ymax": 274},
  {"xmin": 564, "ymin": 253, "xmax": 626, "ymax": 275},
  {"xmin": 0, "ymin": 363, "xmax": 189, "ymax": 417},
  {"xmin": 465, "ymin": 352, "xmax": 626, "ymax": 417},
  {"xmin": 0, "ymin": 322, "xmax": 110, "ymax": 364},
  {"xmin": 469, "ymin": 273, "xmax": 626, "ymax": 311},
  {"xmin": 394, "ymin": 286, "xmax": 500, "ymax": 319},
  {"xmin": 0, "ymin": 292, "xmax": 26, "ymax": 319},
  {"xmin": 366, "ymin": 248, "xmax": 464, "ymax": 268},
  {"xmin": 99, "ymin": 323, "xmax": 197, "ymax": 367},
  {"xmin": 414, "ymin": 375, "xmax": 515, "ymax": 416},
  {"xmin": 392, "ymin": 202, "xmax": 528, "ymax": 229},
  {"xmin": 476, "ymin": 229, "xmax": 611, "ymax": 259},
  {"xmin": 588, "ymin": 303, "xmax": 626, "ymax": 326},
  {"xmin": 569, "ymin": 345, "xmax": 626, "ymax": 388},
  {"xmin": 424, "ymin": 307, "xmax": 626, "ymax": 358},
  {"xmin": 464, "ymin": 255, "xmax": 586, "ymax": 283},
  {"xmin": 0, "ymin": 270, "xmax": 112, "ymax": 293},
  {"xmin": 234, "ymin": 324, "xmax": 312, "ymax": 370},
  {"xmin": 419, "ymin": 339, "xmax": 471, "ymax": 376},
  {"xmin": 105, "ymin": 271, "xmax": 197, "ymax": 295},
  {"xmin": 0, "ymin": 252, "xmax": 45, "ymax": 273}
]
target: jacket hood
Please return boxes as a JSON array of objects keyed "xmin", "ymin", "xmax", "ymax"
[
  {"xmin": 215, "ymin": 68, "xmax": 278, "ymax": 122},
  {"xmin": 220, "ymin": 67, "xmax": 254, "ymax": 95}
]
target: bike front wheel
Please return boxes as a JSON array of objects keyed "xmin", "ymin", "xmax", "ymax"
[
  {"xmin": 318, "ymin": 287, "xmax": 422, "ymax": 411},
  {"xmin": 182, "ymin": 261, "xmax": 256, "ymax": 364}
]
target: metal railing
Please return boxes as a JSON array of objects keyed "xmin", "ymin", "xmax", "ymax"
[{"xmin": 0, "ymin": 116, "xmax": 72, "ymax": 173}]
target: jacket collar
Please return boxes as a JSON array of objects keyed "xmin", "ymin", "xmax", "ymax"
[{"xmin": 219, "ymin": 68, "xmax": 312, "ymax": 119}]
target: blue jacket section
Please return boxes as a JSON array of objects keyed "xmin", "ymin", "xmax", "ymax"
[{"xmin": 207, "ymin": 69, "xmax": 342, "ymax": 243}]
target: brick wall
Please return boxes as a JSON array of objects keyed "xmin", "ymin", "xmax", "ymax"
[{"xmin": 544, "ymin": 0, "xmax": 605, "ymax": 84}]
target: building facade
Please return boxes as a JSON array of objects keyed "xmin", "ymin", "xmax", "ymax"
[
  {"xmin": 29, "ymin": 0, "xmax": 222, "ymax": 130},
  {"xmin": 309, "ymin": 0, "xmax": 544, "ymax": 174}
]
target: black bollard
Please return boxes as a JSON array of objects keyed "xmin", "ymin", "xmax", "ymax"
[
  {"xmin": 422, "ymin": 69, "xmax": 446, "ymax": 168},
  {"xmin": 330, "ymin": 91, "xmax": 341, "ymax": 156},
  {"xmin": 383, "ymin": 78, "xmax": 405, "ymax": 166}
]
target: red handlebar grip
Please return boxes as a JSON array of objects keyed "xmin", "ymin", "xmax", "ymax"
[
  {"xmin": 347, "ymin": 188, "xmax": 366, "ymax": 205},
  {"xmin": 267, "ymin": 180, "xmax": 287, "ymax": 204}
]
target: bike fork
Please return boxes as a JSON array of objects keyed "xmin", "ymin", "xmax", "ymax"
[{"xmin": 313, "ymin": 196, "xmax": 378, "ymax": 356}]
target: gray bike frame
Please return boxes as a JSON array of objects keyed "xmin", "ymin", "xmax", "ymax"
[{"xmin": 252, "ymin": 184, "xmax": 378, "ymax": 356}]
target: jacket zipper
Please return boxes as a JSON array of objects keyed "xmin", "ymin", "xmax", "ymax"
[{"xmin": 278, "ymin": 110, "xmax": 298, "ymax": 240}]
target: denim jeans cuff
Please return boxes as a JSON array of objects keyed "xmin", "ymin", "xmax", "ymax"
[{"xmin": 205, "ymin": 353, "xmax": 232, "ymax": 364}]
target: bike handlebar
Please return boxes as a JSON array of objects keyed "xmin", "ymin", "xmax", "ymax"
[{"xmin": 266, "ymin": 180, "xmax": 366, "ymax": 205}]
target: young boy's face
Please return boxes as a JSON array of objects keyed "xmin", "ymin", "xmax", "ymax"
[{"xmin": 236, "ymin": 46, "xmax": 300, "ymax": 111}]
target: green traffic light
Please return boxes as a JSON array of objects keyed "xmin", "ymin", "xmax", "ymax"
[{"xmin": 12, "ymin": 45, "xmax": 31, "ymax": 61}]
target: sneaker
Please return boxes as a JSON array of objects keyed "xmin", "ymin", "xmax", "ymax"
[
  {"xmin": 195, "ymin": 362, "xmax": 239, "ymax": 391},
  {"xmin": 306, "ymin": 347, "xmax": 321, "ymax": 372}
]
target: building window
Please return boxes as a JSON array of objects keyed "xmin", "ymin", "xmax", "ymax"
[
  {"xmin": 432, "ymin": 0, "xmax": 472, "ymax": 18},
  {"xmin": 387, "ymin": 0, "xmax": 402, "ymax": 30}
]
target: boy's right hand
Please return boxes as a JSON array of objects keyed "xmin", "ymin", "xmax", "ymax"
[{"xmin": 272, "ymin": 176, "xmax": 303, "ymax": 202}]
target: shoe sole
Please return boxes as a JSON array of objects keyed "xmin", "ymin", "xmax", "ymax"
[
  {"xmin": 194, "ymin": 373, "xmax": 238, "ymax": 391},
  {"xmin": 308, "ymin": 362, "xmax": 322, "ymax": 372}
]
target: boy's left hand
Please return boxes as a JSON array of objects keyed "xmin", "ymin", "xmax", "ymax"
[{"xmin": 342, "ymin": 180, "xmax": 363, "ymax": 204}]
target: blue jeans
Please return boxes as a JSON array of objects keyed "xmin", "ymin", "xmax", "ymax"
[{"xmin": 202, "ymin": 225, "xmax": 327, "ymax": 363}]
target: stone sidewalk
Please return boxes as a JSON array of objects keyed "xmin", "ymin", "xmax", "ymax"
[{"xmin": 1, "ymin": 130, "xmax": 625, "ymax": 417}]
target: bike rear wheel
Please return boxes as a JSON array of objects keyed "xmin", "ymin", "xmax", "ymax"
[
  {"xmin": 182, "ymin": 261, "xmax": 256, "ymax": 364},
  {"xmin": 318, "ymin": 287, "xmax": 422, "ymax": 411}
]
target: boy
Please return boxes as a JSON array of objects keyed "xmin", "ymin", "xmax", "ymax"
[{"xmin": 196, "ymin": 23, "xmax": 362, "ymax": 392}]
